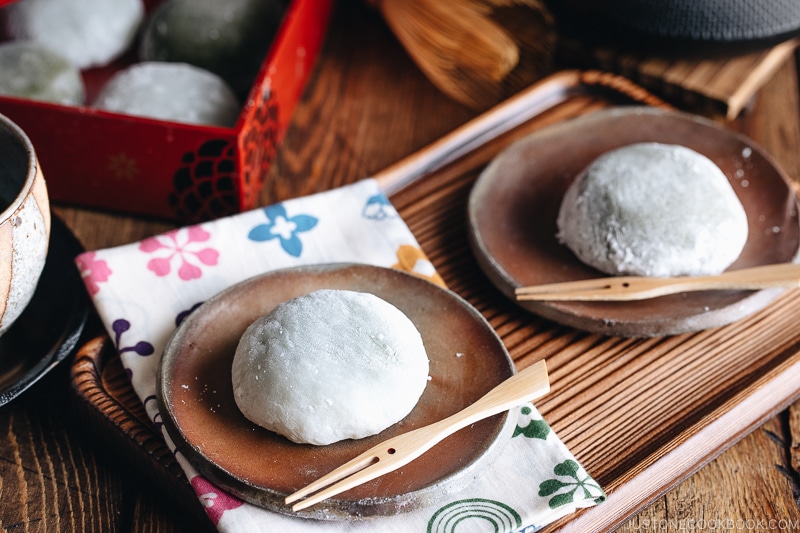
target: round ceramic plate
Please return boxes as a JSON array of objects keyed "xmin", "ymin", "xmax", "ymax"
[
  {"xmin": 158, "ymin": 263, "xmax": 517, "ymax": 520},
  {"xmin": 468, "ymin": 106, "xmax": 800, "ymax": 337},
  {"xmin": 0, "ymin": 215, "xmax": 89, "ymax": 407}
]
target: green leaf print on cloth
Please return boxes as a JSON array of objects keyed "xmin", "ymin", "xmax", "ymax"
[
  {"xmin": 513, "ymin": 406, "xmax": 550, "ymax": 439},
  {"xmin": 538, "ymin": 460, "xmax": 606, "ymax": 509}
]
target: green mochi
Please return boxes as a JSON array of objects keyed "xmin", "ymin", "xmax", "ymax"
[{"xmin": 138, "ymin": 0, "xmax": 285, "ymax": 98}]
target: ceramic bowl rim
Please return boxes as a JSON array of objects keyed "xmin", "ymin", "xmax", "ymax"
[{"xmin": 0, "ymin": 112, "xmax": 38, "ymax": 225}]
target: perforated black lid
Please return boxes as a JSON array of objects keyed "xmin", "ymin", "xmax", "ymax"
[
  {"xmin": 606, "ymin": 0, "xmax": 800, "ymax": 42},
  {"xmin": 550, "ymin": 0, "xmax": 800, "ymax": 47}
]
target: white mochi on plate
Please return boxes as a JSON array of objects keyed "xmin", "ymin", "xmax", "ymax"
[
  {"xmin": 231, "ymin": 289, "xmax": 430, "ymax": 446},
  {"xmin": 557, "ymin": 142, "xmax": 749, "ymax": 278}
]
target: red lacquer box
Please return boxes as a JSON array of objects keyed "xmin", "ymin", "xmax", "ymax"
[{"xmin": 0, "ymin": 0, "xmax": 333, "ymax": 222}]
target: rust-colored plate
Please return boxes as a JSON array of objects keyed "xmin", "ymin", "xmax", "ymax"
[
  {"xmin": 468, "ymin": 106, "xmax": 800, "ymax": 337},
  {"xmin": 157, "ymin": 263, "xmax": 516, "ymax": 520}
]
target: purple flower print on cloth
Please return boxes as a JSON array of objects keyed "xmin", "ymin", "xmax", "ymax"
[
  {"xmin": 140, "ymin": 226, "xmax": 219, "ymax": 281},
  {"xmin": 112, "ymin": 319, "xmax": 155, "ymax": 356},
  {"xmin": 76, "ymin": 252, "xmax": 112, "ymax": 295},
  {"xmin": 248, "ymin": 204, "xmax": 318, "ymax": 258},
  {"xmin": 191, "ymin": 475, "xmax": 243, "ymax": 525}
]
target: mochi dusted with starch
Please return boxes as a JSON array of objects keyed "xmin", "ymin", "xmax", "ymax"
[
  {"xmin": 0, "ymin": 41, "xmax": 85, "ymax": 105},
  {"xmin": 4, "ymin": 0, "xmax": 144, "ymax": 69},
  {"xmin": 557, "ymin": 142, "xmax": 749, "ymax": 278},
  {"xmin": 231, "ymin": 289, "xmax": 430, "ymax": 446},
  {"xmin": 93, "ymin": 62, "xmax": 240, "ymax": 127}
]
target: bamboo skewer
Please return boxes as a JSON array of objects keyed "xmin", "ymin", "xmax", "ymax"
[
  {"xmin": 285, "ymin": 359, "xmax": 549, "ymax": 512},
  {"xmin": 515, "ymin": 263, "xmax": 800, "ymax": 302}
]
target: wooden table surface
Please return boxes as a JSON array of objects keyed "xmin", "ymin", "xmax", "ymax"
[{"xmin": 4, "ymin": 3, "xmax": 800, "ymax": 532}]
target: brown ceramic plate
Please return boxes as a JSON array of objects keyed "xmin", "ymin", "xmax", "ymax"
[
  {"xmin": 468, "ymin": 106, "xmax": 800, "ymax": 337},
  {"xmin": 157, "ymin": 263, "xmax": 517, "ymax": 520}
]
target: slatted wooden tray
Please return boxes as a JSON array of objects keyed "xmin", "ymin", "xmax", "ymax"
[
  {"xmin": 558, "ymin": 33, "xmax": 799, "ymax": 119},
  {"xmin": 69, "ymin": 71, "xmax": 800, "ymax": 532}
]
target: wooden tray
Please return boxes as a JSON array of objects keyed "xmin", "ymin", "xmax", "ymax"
[
  {"xmin": 69, "ymin": 72, "xmax": 800, "ymax": 532},
  {"xmin": 558, "ymin": 33, "xmax": 799, "ymax": 119}
]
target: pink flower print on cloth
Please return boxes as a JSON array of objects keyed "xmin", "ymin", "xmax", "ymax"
[
  {"xmin": 76, "ymin": 251, "xmax": 112, "ymax": 295},
  {"xmin": 190, "ymin": 475, "xmax": 243, "ymax": 525},
  {"xmin": 140, "ymin": 226, "xmax": 219, "ymax": 281}
]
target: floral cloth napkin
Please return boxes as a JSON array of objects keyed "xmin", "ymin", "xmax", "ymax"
[{"xmin": 75, "ymin": 179, "xmax": 605, "ymax": 533}]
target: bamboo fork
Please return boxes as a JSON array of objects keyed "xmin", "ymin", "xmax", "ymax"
[
  {"xmin": 515, "ymin": 263, "xmax": 800, "ymax": 302},
  {"xmin": 285, "ymin": 359, "xmax": 550, "ymax": 512}
]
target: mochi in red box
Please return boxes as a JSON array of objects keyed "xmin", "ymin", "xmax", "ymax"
[{"xmin": 0, "ymin": 0, "xmax": 333, "ymax": 222}]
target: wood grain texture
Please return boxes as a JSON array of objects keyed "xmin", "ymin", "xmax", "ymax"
[
  {"xmin": 70, "ymin": 336, "xmax": 214, "ymax": 533},
  {"xmin": 559, "ymin": 34, "xmax": 799, "ymax": 119},
  {"xmin": 621, "ymin": 417, "xmax": 800, "ymax": 532},
  {"xmin": 6, "ymin": 2, "xmax": 800, "ymax": 532},
  {"xmin": 0, "ymin": 384, "xmax": 122, "ymax": 531}
]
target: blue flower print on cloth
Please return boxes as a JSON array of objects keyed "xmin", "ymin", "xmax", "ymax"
[
  {"xmin": 363, "ymin": 192, "xmax": 397, "ymax": 221},
  {"xmin": 247, "ymin": 204, "xmax": 318, "ymax": 257}
]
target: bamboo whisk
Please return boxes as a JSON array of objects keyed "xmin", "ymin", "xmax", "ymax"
[{"xmin": 367, "ymin": 0, "xmax": 557, "ymax": 109}]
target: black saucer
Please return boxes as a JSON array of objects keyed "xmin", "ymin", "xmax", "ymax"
[{"xmin": 0, "ymin": 215, "xmax": 90, "ymax": 406}]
